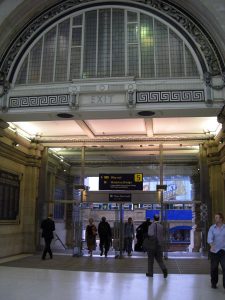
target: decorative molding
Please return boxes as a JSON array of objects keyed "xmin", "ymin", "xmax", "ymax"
[
  {"xmin": 136, "ymin": 90, "xmax": 205, "ymax": 103},
  {"xmin": 0, "ymin": 0, "xmax": 224, "ymax": 82},
  {"xmin": 8, "ymin": 90, "xmax": 205, "ymax": 108},
  {"xmin": 0, "ymin": 71, "xmax": 9, "ymax": 97},
  {"xmin": 143, "ymin": 0, "xmax": 223, "ymax": 75},
  {"xmin": 204, "ymin": 71, "xmax": 225, "ymax": 90},
  {"xmin": 9, "ymin": 95, "xmax": 69, "ymax": 108}
]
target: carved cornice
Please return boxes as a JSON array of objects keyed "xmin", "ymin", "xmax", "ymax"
[
  {"xmin": 0, "ymin": 141, "xmax": 41, "ymax": 167},
  {"xmin": 0, "ymin": 0, "xmax": 224, "ymax": 84},
  {"xmin": 144, "ymin": 0, "xmax": 224, "ymax": 75}
]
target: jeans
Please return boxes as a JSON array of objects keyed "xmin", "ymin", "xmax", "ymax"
[
  {"xmin": 124, "ymin": 237, "xmax": 133, "ymax": 254},
  {"xmin": 210, "ymin": 249, "xmax": 225, "ymax": 288}
]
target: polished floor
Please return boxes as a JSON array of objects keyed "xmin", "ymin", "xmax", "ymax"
[{"xmin": 0, "ymin": 253, "xmax": 224, "ymax": 300}]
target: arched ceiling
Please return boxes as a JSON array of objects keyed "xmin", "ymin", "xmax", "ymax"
[{"xmin": 0, "ymin": 0, "xmax": 225, "ymax": 172}]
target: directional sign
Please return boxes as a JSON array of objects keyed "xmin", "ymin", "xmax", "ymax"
[
  {"xmin": 109, "ymin": 193, "xmax": 131, "ymax": 202},
  {"xmin": 99, "ymin": 173, "xmax": 143, "ymax": 190}
]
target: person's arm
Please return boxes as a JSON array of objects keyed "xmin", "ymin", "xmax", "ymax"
[
  {"xmin": 52, "ymin": 221, "xmax": 55, "ymax": 231},
  {"xmin": 132, "ymin": 224, "xmax": 135, "ymax": 238},
  {"xmin": 207, "ymin": 226, "xmax": 215, "ymax": 252},
  {"xmin": 40, "ymin": 220, "xmax": 44, "ymax": 229},
  {"xmin": 108, "ymin": 223, "xmax": 112, "ymax": 237},
  {"xmin": 85, "ymin": 226, "xmax": 88, "ymax": 240}
]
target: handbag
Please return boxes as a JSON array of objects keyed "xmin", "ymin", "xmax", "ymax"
[{"xmin": 142, "ymin": 223, "xmax": 158, "ymax": 251}]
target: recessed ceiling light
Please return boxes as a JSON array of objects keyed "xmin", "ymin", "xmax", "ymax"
[
  {"xmin": 57, "ymin": 113, "xmax": 74, "ymax": 118},
  {"xmin": 137, "ymin": 111, "xmax": 155, "ymax": 117}
]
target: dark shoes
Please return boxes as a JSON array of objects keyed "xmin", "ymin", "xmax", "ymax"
[
  {"xmin": 100, "ymin": 251, "xmax": 103, "ymax": 256},
  {"xmin": 146, "ymin": 270, "xmax": 168, "ymax": 278},
  {"xmin": 211, "ymin": 284, "xmax": 217, "ymax": 289}
]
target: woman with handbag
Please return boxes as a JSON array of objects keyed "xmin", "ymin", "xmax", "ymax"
[{"xmin": 86, "ymin": 218, "xmax": 97, "ymax": 257}]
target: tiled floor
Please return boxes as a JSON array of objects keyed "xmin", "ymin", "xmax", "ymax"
[
  {"xmin": 0, "ymin": 253, "xmax": 211, "ymax": 274},
  {"xmin": 0, "ymin": 254, "xmax": 224, "ymax": 300}
]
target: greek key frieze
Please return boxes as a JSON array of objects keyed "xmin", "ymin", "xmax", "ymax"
[
  {"xmin": 136, "ymin": 90, "xmax": 205, "ymax": 103},
  {"xmin": 9, "ymin": 95, "xmax": 69, "ymax": 108}
]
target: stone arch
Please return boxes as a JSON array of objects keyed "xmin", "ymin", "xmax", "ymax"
[{"xmin": 0, "ymin": 0, "xmax": 224, "ymax": 87}]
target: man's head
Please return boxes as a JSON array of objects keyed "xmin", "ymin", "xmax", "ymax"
[
  {"xmin": 89, "ymin": 217, "xmax": 94, "ymax": 223},
  {"xmin": 215, "ymin": 212, "xmax": 224, "ymax": 224},
  {"xmin": 101, "ymin": 216, "xmax": 106, "ymax": 222},
  {"xmin": 154, "ymin": 214, "xmax": 160, "ymax": 221}
]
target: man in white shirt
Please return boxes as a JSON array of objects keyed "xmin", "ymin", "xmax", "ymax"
[{"xmin": 207, "ymin": 212, "xmax": 225, "ymax": 289}]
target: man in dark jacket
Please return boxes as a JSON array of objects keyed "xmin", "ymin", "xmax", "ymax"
[
  {"xmin": 41, "ymin": 213, "xmax": 55, "ymax": 260},
  {"xmin": 146, "ymin": 214, "xmax": 168, "ymax": 278},
  {"xmin": 98, "ymin": 216, "xmax": 112, "ymax": 257}
]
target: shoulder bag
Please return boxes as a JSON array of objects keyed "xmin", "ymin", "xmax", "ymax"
[{"xmin": 142, "ymin": 223, "xmax": 158, "ymax": 251}]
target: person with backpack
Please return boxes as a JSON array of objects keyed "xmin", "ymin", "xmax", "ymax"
[
  {"xmin": 98, "ymin": 216, "xmax": 112, "ymax": 257},
  {"xmin": 146, "ymin": 214, "xmax": 168, "ymax": 278}
]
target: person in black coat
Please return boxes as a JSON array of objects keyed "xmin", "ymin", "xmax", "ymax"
[
  {"xmin": 98, "ymin": 216, "xmax": 112, "ymax": 257},
  {"xmin": 135, "ymin": 218, "xmax": 151, "ymax": 251},
  {"xmin": 41, "ymin": 213, "xmax": 55, "ymax": 260}
]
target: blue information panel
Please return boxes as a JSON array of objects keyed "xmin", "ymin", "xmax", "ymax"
[{"xmin": 146, "ymin": 209, "xmax": 192, "ymax": 221}]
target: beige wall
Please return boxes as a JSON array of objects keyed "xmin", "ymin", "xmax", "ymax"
[{"xmin": 0, "ymin": 134, "xmax": 41, "ymax": 258}]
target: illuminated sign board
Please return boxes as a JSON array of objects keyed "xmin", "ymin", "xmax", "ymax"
[{"xmin": 99, "ymin": 173, "xmax": 143, "ymax": 190}]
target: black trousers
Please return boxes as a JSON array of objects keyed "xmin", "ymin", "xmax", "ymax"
[
  {"xmin": 42, "ymin": 237, "xmax": 53, "ymax": 259},
  {"xmin": 99, "ymin": 237, "xmax": 110, "ymax": 255},
  {"xmin": 210, "ymin": 250, "xmax": 225, "ymax": 288},
  {"xmin": 147, "ymin": 245, "xmax": 167, "ymax": 275}
]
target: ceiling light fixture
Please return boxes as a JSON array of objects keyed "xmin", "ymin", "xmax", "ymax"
[
  {"xmin": 57, "ymin": 113, "xmax": 74, "ymax": 118},
  {"xmin": 137, "ymin": 111, "xmax": 155, "ymax": 117},
  {"xmin": 12, "ymin": 142, "xmax": 19, "ymax": 147}
]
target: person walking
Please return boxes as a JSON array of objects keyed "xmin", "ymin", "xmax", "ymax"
[
  {"xmin": 135, "ymin": 218, "xmax": 151, "ymax": 251},
  {"xmin": 85, "ymin": 217, "xmax": 97, "ymax": 256},
  {"xmin": 41, "ymin": 213, "xmax": 55, "ymax": 260},
  {"xmin": 146, "ymin": 214, "xmax": 168, "ymax": 278},
  {"xmin": 124, "ymin": 217, "xmax": 135, "ymax": 256},
  {"xmin": 207, "ymin": 212, "xmax": 225, "ymax": 289},
  {"xmin": 98, "ymin": 216, "xmax": 112, "ymax": 257}
]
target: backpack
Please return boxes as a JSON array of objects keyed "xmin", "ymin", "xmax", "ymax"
[{"xmin": 143, "ymin": 223, "xmax": 159, "ymax": 251}]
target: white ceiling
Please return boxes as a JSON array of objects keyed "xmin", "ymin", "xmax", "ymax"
[
  {"xmin": 9, "ymin": 116, "xmax": 220, "ymax": 165},
  {"xmin": 12, "ymin": 116, "xmax": 220, "ymax": 138}
]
